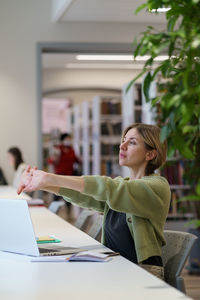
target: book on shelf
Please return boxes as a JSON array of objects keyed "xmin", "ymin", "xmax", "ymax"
[
  {"xmin": 161, "ymin": 160, "xmax": 189, "ymax": 185},
  {"xmin": 101, "ymin": 144, "xmax": 120, "ymax": 155},
  {"xmin": 135, "ymin": 110, "xmax": 142, "ymax": 123},
  {"xmin": 101, "ymin": 99, "xmax": 121, "ymax": 115},
  {"xmin": 167, "ymin": 189, "xmax": 193, "ymax": 216},
  {"xmin": 101, "ymin": 122, "xmax": 121, "ymax": 136},
  {"xmin": 101, "ymin": 161, "xmax": 121, "ymax": 177},
  {"xmin": 134, "ymin": 83, "xmax": 142, "ymax": 106}
]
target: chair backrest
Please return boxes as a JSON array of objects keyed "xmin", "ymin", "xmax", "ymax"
[
  {"xmin": 48, "ymin": 200, "xmax": 65, "ymax": 214},
  {"xmin": 162, "ymin": 230, "xmax": 197, "ymax": 284},
  {"xmin": 74, "ymin": 209, "xmax": 94, "ymax": 230},
  {"xmin": 87, "ymin": 214, "xmax": 103, "ymax": 241}
]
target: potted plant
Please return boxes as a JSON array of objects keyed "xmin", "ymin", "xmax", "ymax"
[{"xmin": 129, "ymin": 0, "xmax": 200, "ymax": 273}]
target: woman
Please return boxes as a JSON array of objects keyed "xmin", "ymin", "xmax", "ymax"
[
  {"xmin": 17, "ymin": 123, "xmax": 171, "ymax": 279},
  {"xmin": 7, "ymin": 147, "xmax": 27, "ymax": 188}
]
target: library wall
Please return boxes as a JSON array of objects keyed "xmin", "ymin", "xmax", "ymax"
[{"xmin": 42, "ymin": 68, "xmax": 141, "ymax": 105}]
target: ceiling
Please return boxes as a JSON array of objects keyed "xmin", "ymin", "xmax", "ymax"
[
  {"xmin": 46, "ymin": 0, "xmax": 167, "ymax": 69},
  {"xmin": 57, "ymin": 0, "xmax": 166, "ymax": 24}
]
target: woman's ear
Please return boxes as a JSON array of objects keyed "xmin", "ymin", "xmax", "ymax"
[{"xmin": 146, "ymin": 149, "xmax": 157, "ymax": 161}]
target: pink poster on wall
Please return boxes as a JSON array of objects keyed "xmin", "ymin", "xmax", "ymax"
[{"xmin": 42, "ymin": 98, "xmax": 70, "ymax": 134}]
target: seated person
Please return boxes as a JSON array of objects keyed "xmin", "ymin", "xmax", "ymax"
[
  {"xmin": 17, "ymin": 123, "xmax": 171, "ymax": 280},
  {"xmin": 7, "ymin": 147, "xmax": 27, "ymax": 188},
  {"xmin": 0, "ymin": 167, "xmax": 7, "ymax": 185}
]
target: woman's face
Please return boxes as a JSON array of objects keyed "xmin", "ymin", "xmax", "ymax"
[
  {"xmin": 7, "ymin": 152, "xmax": 15, "ymax": 168},
  {"xmin": 119, "ymin": 128, "xmax": 148, "ymax": 168}
]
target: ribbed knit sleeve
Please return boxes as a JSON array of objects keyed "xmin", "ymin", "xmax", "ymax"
[
  {"xmin": 59, "ymin": 187, "xmax": 105, "ymax": 213},
  {"xmin": 83, "ymin": 175, "xmax": 170, "ymax": 221}
]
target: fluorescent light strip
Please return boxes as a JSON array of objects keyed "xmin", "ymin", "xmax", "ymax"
[
  {"xmin": 136, "ymin": 55, "xmax": 169, "ymax": 61},
  {"xmin": 76, "ymin": 55, "xmax": 134, "ymax": 61},
  {"xmin": 150, "ymin": 8, "xmax": 171, "ymax": 12},
  {"xmin": 65, "ymin": 63, "xmax": 147, "ymax": 69},
  {"xmin": 76, "ymin": 55, "xmax": 169, "ymax": 62}
]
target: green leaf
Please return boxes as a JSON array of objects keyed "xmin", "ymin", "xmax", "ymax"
[
  {"xmin": 160, "ymin": 125, "xmax": 170, "ymax": 142},
  {"xmin": 126, "ymin": 69, "xmax": 147, "ymax": 93},
  {"xmin": 151, "ymin": 96, "xmax": 160, "ymax": 105},
  {"xmin": 178, "ymin": 195, "xmax": 200, "ymax": 202},
  {"xmin": 182, "ymin": 125, "xmax": 198, "ymax": 134},
  {"xmin": 144, "ymin": 57, "xmax": 153, "ymax": 67},
  {"xmin": 196, "ymin": 182, "xmax": 200, "ymax": 196},
  {"xmin": 134, "ymin": 42, "xmax": 142, "ymax": 58},
  {"xmin": 167, "ymin": 147, "xmax": 175, "ymax": 158},
  {"xmin": 167, "ymin": 15, "xmax": 179, "ymax": 32},
  {"xmin": 186, "ymin": 219, "xmax": 200, "ymax": 229},
  {"xmin": 180, "ymin": 146, "xmax": 195, "ymax": 160},
  {"xmin": 167, "ymin": 94, "xmax": 181, "ymax": 108},
  {"xmin": 143, "ymin": 72, "xmax": 152, "ymax": 101},
  {"xmin": 135, "ymin": 3, "xmax": 148, "ymax": 15}
]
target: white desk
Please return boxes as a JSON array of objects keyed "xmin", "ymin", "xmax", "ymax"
[
  {"xmin": 0, "ymin": 206, "xmax": 192, "ymax": 300},
  {"xmin": 0, "ymin": 185, "xmax": 31, "ymax": 201}
]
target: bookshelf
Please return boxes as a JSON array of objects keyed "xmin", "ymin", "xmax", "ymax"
[
  {"xmin": 71, "ymin": 105, "xmax": 82, "ymax": 158},
  {"xmin": 92, "ymin": 95, "xmax": 122, "ymax": 177},
  {"xmin": 161, "ymin": 156, "xmax": 192, "ymax": 218},
  {"xmin": 82, "ymin": 101, "xmax": 92, "ymax": 175}
]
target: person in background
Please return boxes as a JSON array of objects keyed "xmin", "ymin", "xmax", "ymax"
[
  {"xmin": 48, "ymin": 133, "xmax": 81, "ymax": 177},
  {"xmin": 17, "ymin": 123, "xmax": 171, "ymax": 280},
  {"xmin": 48, "ymin": 133, "xmax": 81, "ymax": 216},
  {"xmin": 0, "ymin": 167, "xmax": 7, "ymax": 185},
  {"xmin": 7, "ymin": 147, "xmax": 27, "ymax": 189}
]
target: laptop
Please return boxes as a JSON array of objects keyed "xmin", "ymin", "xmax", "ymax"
[{"xmin": 0, "ymin": 198, "xmax": 83, "ymax": 257}]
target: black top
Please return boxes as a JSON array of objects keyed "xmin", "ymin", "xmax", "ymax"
[{"xmin": 105, "ymin": 209, "xmax": 163, "ymax": 266}]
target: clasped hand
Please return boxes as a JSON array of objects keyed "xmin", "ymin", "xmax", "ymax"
[{"xmin": 17, "ymin": 166, "xmax": 46, "ymax": 195}]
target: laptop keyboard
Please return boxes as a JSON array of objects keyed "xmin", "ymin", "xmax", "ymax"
[{"xmin": 39, "ymin": 247, "xmax": 59, "ymax": 253}]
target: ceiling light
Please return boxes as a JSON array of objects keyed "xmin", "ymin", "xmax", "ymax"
[
  {"xmin": 135, "ymin": 55, "xmax": 169, "ymax": 61},
  {"xmin": 76, "ymin": 55, "xmax": 134, "ymax": 61},
  {"xmin": 150, "ymin": 8, "xmax": 171, "ymax": 13},
  {"xmin": 154, "ymin": 55, "xmax": 169, "ymax": 61},
  {"xmin": 76, "ymin": 54, "xmax": 169, "ymax": 62},
  {"xmin": 134, "ymin": 55, "xmax": 151, "ymax": 61},
  {"xmin": 65, "ymin": 63, "xmax": 147, "ymax": 69}
]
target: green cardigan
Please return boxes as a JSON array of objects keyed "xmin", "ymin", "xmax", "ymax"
[{"xmin": 59, "ymin": 174, "xmax": 171, "ymax": 263}]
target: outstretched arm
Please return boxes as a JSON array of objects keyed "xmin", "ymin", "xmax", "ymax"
[{"xmin": 17, "ymin": 166, "xmax": 84, "ymax": 195}]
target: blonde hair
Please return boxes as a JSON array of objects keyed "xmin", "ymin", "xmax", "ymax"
[{"xmin": 122, "ymin": 123, "xmax": 167, "ymax": 175}]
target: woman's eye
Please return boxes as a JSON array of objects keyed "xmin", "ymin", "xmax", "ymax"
[{"xmin": 129, "ymin": 141, "xmax": 136, "ymax": 145}]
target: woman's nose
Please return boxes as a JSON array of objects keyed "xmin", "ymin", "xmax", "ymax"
[{"xmin": 120, "ymin": 142, "xmax": 127, "ymax": 150}]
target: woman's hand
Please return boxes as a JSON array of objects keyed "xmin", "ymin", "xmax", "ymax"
[{"xmin": 17, "ymin": 165, "xmax": 47, "ymax": 194}]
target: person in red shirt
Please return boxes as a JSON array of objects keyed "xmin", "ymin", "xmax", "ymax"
[
  {"xmin": 48, "ymin": 133, "xmax": 80, "ymax": 176},
  {"xmin": 48, "ymin": 133, "xmax": 81, "ymax": 212}
]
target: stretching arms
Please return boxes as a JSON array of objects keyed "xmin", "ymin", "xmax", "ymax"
[{"xmin": 17, "ymin": 166, "xmax": 84, "ymax": 195}]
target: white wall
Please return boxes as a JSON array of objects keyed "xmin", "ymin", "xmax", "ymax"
[
  {"xmin": 43, "ymin": 68, "xmax": 140, "ymax": 93},
  {"xmin": 0, "ymin": 0, "xmax": 161, "ymax": 183}
]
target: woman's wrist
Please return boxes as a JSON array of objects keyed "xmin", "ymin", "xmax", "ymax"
[{"xmin": 43, "ymin": 172, "xmax": 56, "ymax": 188}]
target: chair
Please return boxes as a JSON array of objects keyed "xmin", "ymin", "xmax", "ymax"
[
  {"xmin": 74, "ymin": 209, "xmax": 94, "ymax": 231},
  {"xmin": 48, "ymin": 200, "xmax": 65, "ymax": 214},
  {"xmin": 87, "ymin": 213, "xmax": 103, "ymax": 241},
  {"xmin": 162, "ymin": 230, "xmax": 198, "ymax": 293}
]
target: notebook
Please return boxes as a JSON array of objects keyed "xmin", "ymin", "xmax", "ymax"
[{"xmin": 0, "ymin": 199, "xmax": 83, "ymax": 257}]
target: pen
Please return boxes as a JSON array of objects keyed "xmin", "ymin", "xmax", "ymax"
[{"xmin": 101, "ymin": 251, "xmax": 120, "ymax": 257}]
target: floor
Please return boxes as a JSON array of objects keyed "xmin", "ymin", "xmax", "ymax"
[{"xmin": 182, "ymin": 267, "xmax": 200, "ymax": 300}]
